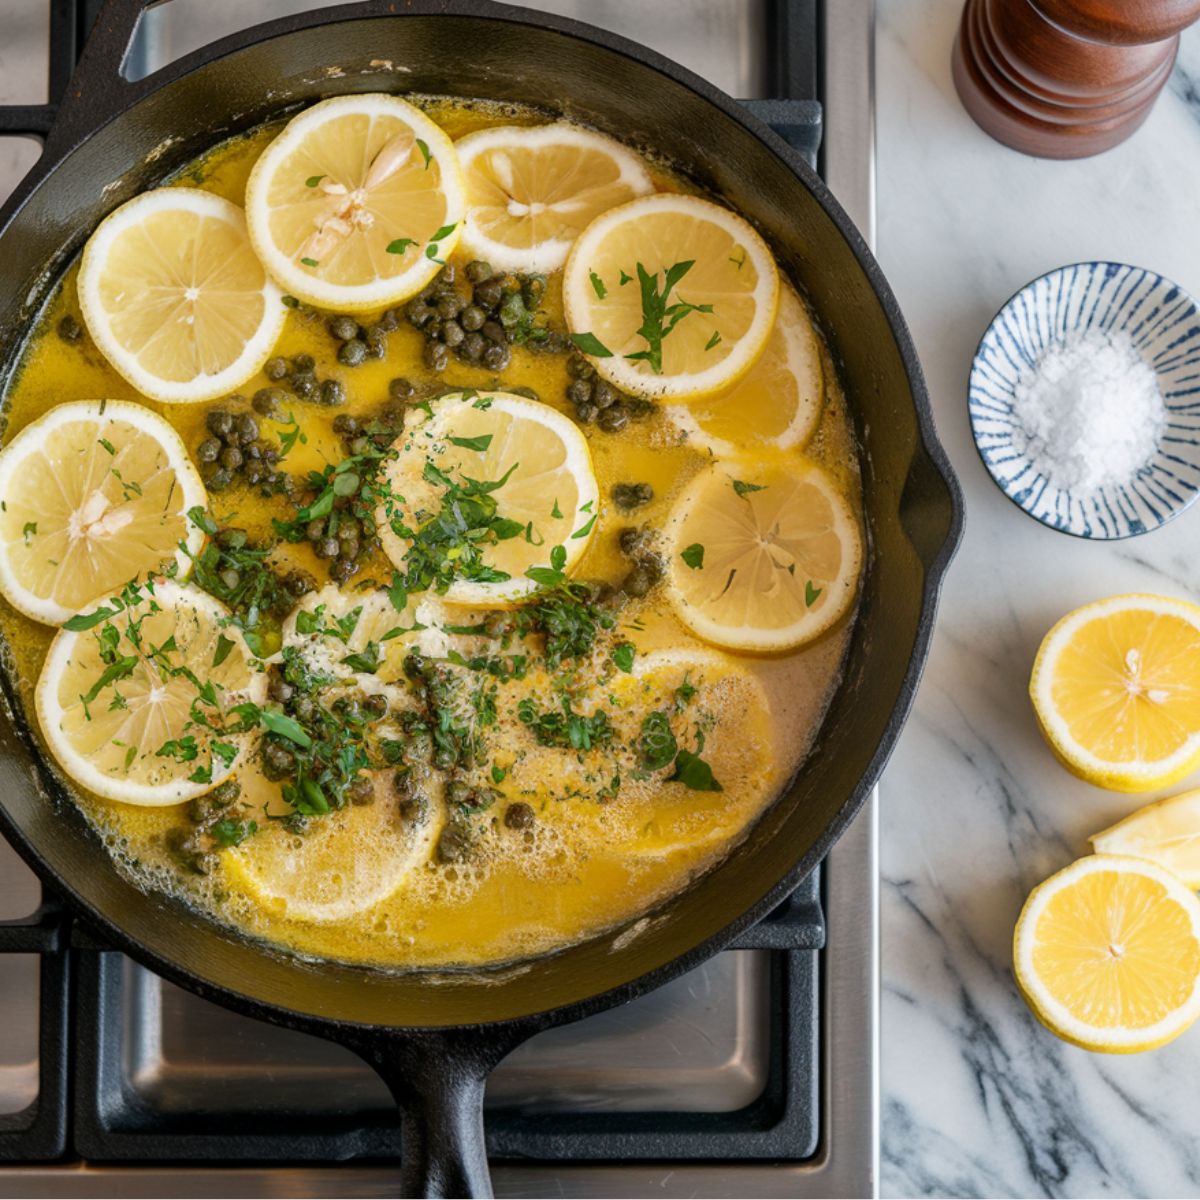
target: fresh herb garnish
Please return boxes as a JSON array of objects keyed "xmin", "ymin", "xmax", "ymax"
[
  {"xmin": 448, "ymin": 433, "xmax": 493, "ymax": 453},
  {"xmin": 518, "ymin": 695, "xmax": 614, "ymax": 752},
  {"xmin": 668, "ymin": 747, "xmax": 722, "ymax": 791},
  {"xmin": 416, "ymin": 138, "xmax": 432, "ymax": 169},
  {"xmin": 305, "ymin": 174, "xmax": 325, "ymax": 188},
  {"xmin": 21, "ymin": 522, "xmax": 36, "ymax": 544},
  {"xmin": 681, "ymin": 543, "xmax": 705, "ymax": 570},
  {"xmin": 705, "ymin": 330, "xmax": 722, "ymax": 351},
  {"xmin": 300, "ymin": 257, "xmax": 319, "ymax": 267},
  {"xmin": 638, "ymin": 710, "xmax": 677, "ymax": 771},
  {"xmin": 805, "ymin": 580, "xmax": 822, "ymax": 607},
  {"xmin": 589, "ymin": 270, "xmax": 607, "ymax": 299},
  {"xmin": 570, "ymin": 331, "xmax": 614, "ymax": 358},
  {"xmin": 623, "ymin": 260, "xmax": 713, "ymax": 374},
  {"xmin": 387, "ymin": 237, "xmax": 417, "ymax": 255},
  {"xmin": 611, "ymin": 641, "xmax": 636, "ymax": 673},
  {"xmin": 732, "ymin": 479, "xmax": 765, "ymax": 498}
]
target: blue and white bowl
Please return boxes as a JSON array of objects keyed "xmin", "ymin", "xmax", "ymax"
[{"xmin": 969, "ymin": 261, "xmax": 1200, "ymax": 539}]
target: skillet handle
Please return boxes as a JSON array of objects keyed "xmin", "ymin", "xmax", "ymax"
[
  {"xmin": 42, "ymin": 0, "xmax": 148, "ymax": 159},
  {"xmin": 348, "ymin": 1028, "xmax": 527, "ymax": 1199}
]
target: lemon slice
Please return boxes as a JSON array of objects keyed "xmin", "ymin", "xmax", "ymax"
[
  {"xmin": 244, "ymin": 94, "xmax": 466, "ymax": 312},
  {"xmin": 377, "ymin": 391, "xmax": 599, "ymax": 607},
  {"xmin": 1014, "ymin": 854, "xmax": 1200, "ymax": 1053},
  {"xmin": 562, "ymin": 193, "xmax": 779, "ymax": 400},
  {"xmin": 1030, "ymin": 594, "xmax": 1200, "ymax": 792},
  {"xmin": 609, "ymin": 648, "xmax": 776, "ymax": 858},
  {"xmin": 1092, "ymin": 791, "xmax": 1200, "ymax": 886},
  {"xmin": 78, "ymin": 189, "xmax": 285, "ymax": 403},
  {"xmin": 35, "ymin": 580, "xmax": 266, "ymax": 805},
  {"xmin": 663, "ymin": 459, "xmax": 862, "ymax": 652},
  {"xmin": 668, "ymin": 283, "xmax": 823, "ymax": 454},
  {"xmin": 0, "ymin": 400, "xmax": 205, "ymax": 626},
  {"xmin": 224, "ymin": 770, "xmax": 444, "ymax": 924},
  {"xmin": 455, "ymin": 124, "xmax": 654, "ymax": 274}
]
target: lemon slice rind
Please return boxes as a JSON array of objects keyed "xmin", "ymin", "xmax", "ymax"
[
  {"xmin": 562, "ymin": 193, "xmax": 779, "ymax": 401},
  {"xmin": 0, "ymin": 400, "xmax": 206, "ymax": 626},
  {"xmin": 244, "ymin": 93, "xmax": 466, "ymax": 312},
  {"xmin": 455, "ymin": 123, "xmax": 654, "ymax": 274},
  {"xmin": 1014, "ymin": 853, "xmax": 1200, "ymax": 1053},
  {"xmin": 78, "ymin": 189, "xmax": 285, "ymax": 404},
  {"xmin": 1091, "ymin": 790, "xmax": 1200, "ymax": 887}
]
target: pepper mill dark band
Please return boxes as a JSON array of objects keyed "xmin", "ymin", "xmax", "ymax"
[{"xmin": 952, "ymin": 0, "xmax": 1200, "ymax": 159}]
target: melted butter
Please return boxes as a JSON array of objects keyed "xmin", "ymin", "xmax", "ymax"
[{"xmin": 0, "ymin": 102, "xmax": 862, "ymax": 970}]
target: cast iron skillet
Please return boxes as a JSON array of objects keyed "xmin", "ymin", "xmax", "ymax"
[{"xmin": 0, "ymin": 1, "xmax": 962, "ymax": 1194}]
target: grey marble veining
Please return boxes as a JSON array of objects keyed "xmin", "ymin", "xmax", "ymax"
[{"xmin": 879, "ymin": 5, "xmax": 1200, "ymax": 1197}]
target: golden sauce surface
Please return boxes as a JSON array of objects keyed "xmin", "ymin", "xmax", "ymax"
[{"xmin": 0, "ymin": 101, "xmax": 861, "ymax": 970}]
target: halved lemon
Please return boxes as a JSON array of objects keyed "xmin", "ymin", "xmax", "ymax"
[
  {"xmin": 663, "ymin": 459, "xmax": 862, "ymax": 652},
  {"xmin": 224, "ymin": 770, "xmax": 444, "ymax": 924},
  {"xmin": 1092, "ymin": 790, "xmax": 1200, "ymax": 886},
  {"xmin": 244, "ymin": 94, "xmax": 466, "ymax": 312},
  {"xmin": 0, "ymin": 400, "xmax": 205, "ymax": 625},
  {"xmin": 35, "ymin": 580, "xmax": 266, "ymax": 805},
  {"xmin": 562, "ymin": 193, "xmax": 779, "ymax": 401},
  {"xmin": 1030, "ymin": 594, "xmax": 1200, "ymax": 792},
  {"xmin": 668, "ymin": 282, "xmax": 824, "ymax": 455},
  {"xmin": 78, "ymin": 189, "xmax": 285, "ymax": 403},
  {"xmin": 1014, "ymin": 854, "xmax": 1200, "ymax": 1053},
  {"xmin": 455, "ymin": 124, "xmax": 654, "ymax": 274},
  {"xmin": 377, "ymin": 391, "xmax": 599, "ymax": 607}
]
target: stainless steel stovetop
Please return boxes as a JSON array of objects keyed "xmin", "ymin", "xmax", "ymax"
[{"xmin": 0, "ymin": 2, "xmax": 878, "ymax": 1195}]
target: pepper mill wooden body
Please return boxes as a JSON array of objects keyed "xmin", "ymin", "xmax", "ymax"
[{"xmin": 953, "ymin": 0, "xmax": 1200, "ymax": 158}]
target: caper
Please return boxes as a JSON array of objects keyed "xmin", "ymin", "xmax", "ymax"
[
  {"xmin": 574, "ymin": 402, "xmax": 598, "ymax": 424},
  {"xmin": 365, "ymin": 326, "xmax": 388, "ymax": 358},
  {"xmin": 482, "ymin": 343, "xmax": 511, "ymax": 371},
  {"xmin": 338, "ymin": 339, "xmax": 368, "ymax": 367},
  {"xmin": 283, "ymin": 569, "xmax": 317, "ymax": 598},
  {"xmin": 261, "ymin": 739, "xmax": 296, "ymax": 781},
  {"xmin": 206, "ymin": 410, "xmax": 234, "ymax": 439},
  {"xmin": 567, "ymin": 355, "xmax": 595, "ymax": 380},
  {"xmin": 504, "ymin": 802, "xmax": 535, "ymax": 831},
  {"xmin": 267, "ymin": 670, "xmax": 294, "ymax": 704},
  {"xmin": 508, "ymin": 385, "xmax": 539, "ymax": 402},
  {"xmin": 481, "ymin": 320, "xmax": 507, "ymax": 345},
  {"xmin": 317, "ymin": 536, "xmax": 340, "ymax": 560},
  {"xmin": 592, "ymin": 380, "xmax": 618, "ymax": 409},
  {"xmin": 196, "ymin": 437, "xmax": 222, "ymax": 464},
  {"xmin": 436, "ymin": 293, "xmax": 465, "ymax": 320},
  {"xmin": 465, "ymin": 260, "xmax": 493, "ymax": 284},
  {"xmin": 436, "ymin": 823, "xmax": 470, "ymax": 864},
  {"xmin": 566, "ymin": 379, "xmax": 593, "ymax": 406},
  {"xmin": 389, "ymin": 377, "xmax": 415, "ymax": 401},
  {"xmin": 235, "ymin": 413, "xmax": 259, "ymax": 444},
  {"xmin": 473, "ymin": 279, "xmax": 503, "ymax": 309},
  {"xmin": 332, "ymin": 414, "xmax": 359, "ymax": 437},
  {"xmin": 347, "ymin": 776, "xmax": 375, "ymax": 806},
  {"xmin": 306, "ymin": 518, "xmax": 326, "ymax": 541},
  {"xmin": 204, "ymin": 465, "xmax": 233, "ymax": 492},
  {"xmin": 378, "ymin": 309, "xmax": 400, "ymax": 333},
  {"xmin": 497, "ymin": 292, "xmax": 526, "ymax": 330},
  {"xmin": 612, "ymin": 482, "xmax": 653, "ymax": 511},
  {"xmin": 619, "ymin": 526, "xmax": 656, "ymax": 558},
  {"xmin": 219, "ymin": 446, "xmax": 243, "ymax": 470},
  {"xmin": 330, "ymin": 557, "xmax": 357, "ymax": 583},
  {"xmin": 293, "ymin": 353, "xmax": 316, "ymax": 373},
  {"xmin": 264, "ymin": 357, "xmax": 289, "ymax": 381},
  {"xmin": 406, "ymin": 300, "xmax": 435, "ymax": 329},
  {"xmin": 522, "ymin": 274, "xmax": 546, "ymax": 306},
  {"xmin": 441, "ymin": 320, "xmax": 465, "ymax": 349},
  {"xmin": 328, "ymin": 314, "xmax": 359, "ymax": 341},
  {"xmin": 319, "ymin": 379, "xmax": 346, "ymax": 406},
  {"xmin": 460, "ymin": 332, "xmax": 485, "ymax": 363},
  {"xmin": 424, "ymin": 341, "xmax": 449, "ymax": 372},
  {"xmin": 622, "ymin": 564, "xmax": 656, "ymax": 597},
  {"xmin": 252, "ymin": 387, "xmax": 283, "ymax": 416},
  {"xmin": 291, "ymin": 374, "xmax": 317, "ymax": 400},
  {"xmin": 597, "ymin": 403, "xmax": 630, "ymax": 433},
  {"xmin": 364, "ymin": 693, "xmax": 388, "ymax": 719},
  {"xmin": 57, "ymin": 314, "xmax": 82, "ymax": 343}
]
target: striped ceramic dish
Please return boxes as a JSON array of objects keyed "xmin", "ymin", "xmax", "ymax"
[{"xmin": 969, "ymin": 261, "xmax": 1200, "ymax": 539}]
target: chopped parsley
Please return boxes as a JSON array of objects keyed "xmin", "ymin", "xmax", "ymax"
[
  {"xmin": 805, "ymin": 580, "xmax": 822, "ymax": 607},
  {"xmin": 623, "ymin": 260, "xmax": 713, "ymax": 374},
  {"xmin": 732, "ymin": 479, "xmax": 766, "ymax": 498},
  {"xmin": 681, "ymin": 543, "xmax": 705, "ymax": 570},
  {"xmin": 589, "ymin": 270, "xmax": 607, "ymax": 299},
  {"xmin": 387, "ymin": 237, "xmax": 417, "ymax": 255}
]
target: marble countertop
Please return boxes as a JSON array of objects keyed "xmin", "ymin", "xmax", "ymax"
[{"xmin": 878, "ymin": 6, "xmax": 1200, "ymax": 1197}]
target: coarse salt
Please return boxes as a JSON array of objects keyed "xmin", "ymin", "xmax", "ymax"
[{"xmin": 1010, "ymin": 329, "xmax": 1165, "ymax": 493}]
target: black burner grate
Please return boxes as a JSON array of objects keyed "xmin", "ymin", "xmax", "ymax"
[{"xmin": 0, "ymin": 0, "xmax": 825, "ymax": 1172}]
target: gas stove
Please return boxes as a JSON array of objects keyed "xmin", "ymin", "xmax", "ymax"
[{"xmin": 0, "ymin": 2, "xmax": 878, "ymax": 1195}]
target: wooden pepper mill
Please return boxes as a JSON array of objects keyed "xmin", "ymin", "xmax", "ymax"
[{"xmin": 953, "ymin": 0, "xmax": 1200, "ymax": 158}]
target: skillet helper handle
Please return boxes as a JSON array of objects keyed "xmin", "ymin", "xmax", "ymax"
[
  {"xmin": 349, "ymin": 1028, "xmax": 526, "ymax": 1200},
  {"xmin": 42, "ymin": 0, "xmax": 149, "ymax": 161}
]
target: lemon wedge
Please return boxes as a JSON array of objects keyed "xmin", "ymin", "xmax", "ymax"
[
  {"xmin": 1030, "ymin": 594, "xmax": 1200, "ymax": 792},
  {"xmin": 223, "ymin": 769, "xmax": 444, "ymax": 924},
  {"xmin": 1091, "ymin": 790, "xmax": 1200, "ymax": 886},
  {"xmin": 1014, "ymin": 854, "xmax": 1200, "ymax": 1053},
  {"xmin": 35, "ymin": 580, "xmax": 266, "ymax": 805},
  {"xmin": 562, "ymin": 193, "xmax": 778, "ymax": 400},
  {"xmin": 0, "ymin": 400, "xmax": 205, "ymax": 625},
  {"xmin": 78, "ymin": 189, "xmax": 285, "ymax": 403},
  {"xmin": 668, "ymin": 282, "xmax": 824, "ymax": 454},
  {"xmin": 244, "ymin": 94, "xmax": 465, "ymax": 312},
  {"xmin": 377, "ymin": 391, "xmax": 599, "ymax": 607},
  {"xmin": 663, "ymin": 459, "xmax": 862, "ymax": 652},
  {"xmin": 455, "ymin": 124, "xmax": 653, "ymax": 274}
]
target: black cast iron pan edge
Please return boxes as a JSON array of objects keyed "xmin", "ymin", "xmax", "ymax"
[{"xmin": 0, "ymin": 1, "xmax": 964, "ymax": 1194}]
